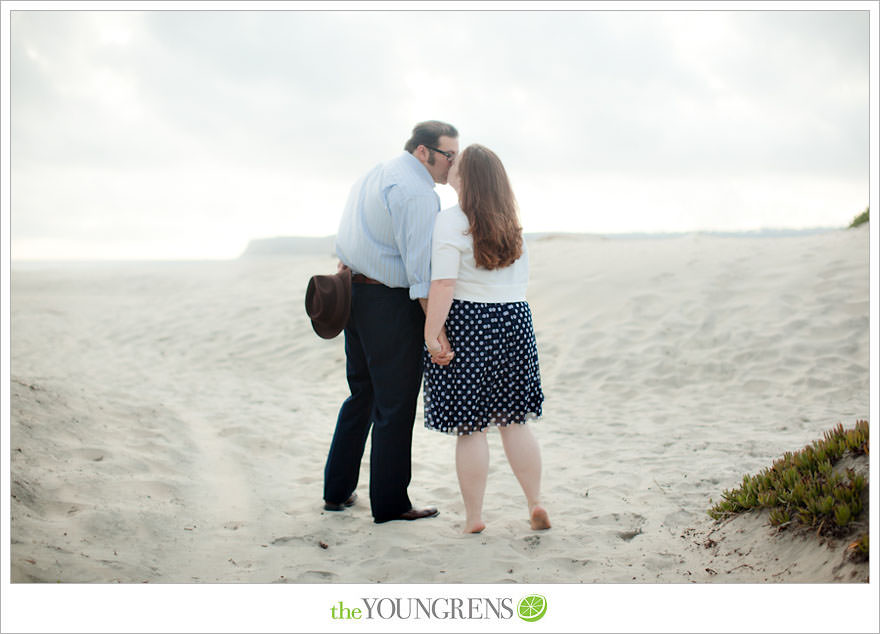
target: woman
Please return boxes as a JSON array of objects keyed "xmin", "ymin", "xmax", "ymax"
[{"xmin": 423, "ymin": 144, "xmax": 550, "ymax": 534}]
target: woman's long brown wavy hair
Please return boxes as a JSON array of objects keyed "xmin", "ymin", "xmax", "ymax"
[{"xmin": 457, "ymin": 144, "xmax": 523, "ymax": 270}]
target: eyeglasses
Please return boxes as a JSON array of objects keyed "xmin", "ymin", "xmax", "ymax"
[{"xmin": 424, "ymin": 145, "xmax": 455, "ymax": 162}]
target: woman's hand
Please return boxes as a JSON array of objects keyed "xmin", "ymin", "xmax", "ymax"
[
  {"xmin": 426, "ymin": 329, "xmax": 454, "ymax": 366},
  {"xmin": 424, "ymin": 279, "xmax": 456, "ymax": 366}
]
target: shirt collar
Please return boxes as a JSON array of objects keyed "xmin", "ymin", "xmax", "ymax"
[{"xmin": 402, "ymin": 152, "xmax": 436, "ymax": 188}]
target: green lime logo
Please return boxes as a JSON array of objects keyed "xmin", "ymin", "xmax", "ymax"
[{"xmin": 517, "ymin": 595, "xmax": 547, "ymax": 622}]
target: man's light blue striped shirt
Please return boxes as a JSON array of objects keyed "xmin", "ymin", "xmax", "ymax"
[{"xmin": 335, "ymin": 152, "xmax": 440, "ymax": 300}]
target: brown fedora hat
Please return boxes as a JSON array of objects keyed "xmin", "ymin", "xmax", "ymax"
[{"xmin": 305, "ymin": 268, "xmax": 352, "ymax": 339}]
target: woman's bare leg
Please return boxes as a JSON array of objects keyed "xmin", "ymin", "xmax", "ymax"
[
  {"xmin": 499, "ymin": 423, "xmax": 551, "ymax": 530},
  {"xmin": 456, "ymin": 429, "xmax": 489, "ymax": 533}
]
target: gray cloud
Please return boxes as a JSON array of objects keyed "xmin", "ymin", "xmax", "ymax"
[{"xmin": 9, "ymin": 8, "xmax": 871, "ymax": 258}]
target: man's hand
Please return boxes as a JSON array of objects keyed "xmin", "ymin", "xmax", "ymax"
[{"xmin": 426, "ymin": 329, "xmax": 454, "ymax": 366}]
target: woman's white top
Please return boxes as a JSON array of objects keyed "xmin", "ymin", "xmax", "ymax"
[{"xmin": 430, "ymin": 204, "xmax": 529, "ymax": 303}]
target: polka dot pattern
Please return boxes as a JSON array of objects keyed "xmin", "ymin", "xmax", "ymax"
[{"xmin": 424, "ymin": 300, "xmax": 544, "ymax": 436}]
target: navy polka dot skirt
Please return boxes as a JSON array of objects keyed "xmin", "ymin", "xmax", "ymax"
[{"xmin": 424, "ymin": 300, "xmax": 544, "ymax": 436}]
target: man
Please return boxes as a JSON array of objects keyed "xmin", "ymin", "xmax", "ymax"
[{"xmin": 324, "ymin": 121, "xmax": 459, "ymax": 523}]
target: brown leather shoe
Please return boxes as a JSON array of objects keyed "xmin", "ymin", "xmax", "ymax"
[
  {"xmin": 323, "ymin": 492, "xmax": 357, "ymax": 511},
  {"xmin": 375, "ymin": 507, "xmax": 439, "ymax": 523}
]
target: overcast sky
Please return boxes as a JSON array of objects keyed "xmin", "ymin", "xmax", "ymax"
[{"xmin": 6, "ymin": 4, "xmax": 873, "ymax": 259}]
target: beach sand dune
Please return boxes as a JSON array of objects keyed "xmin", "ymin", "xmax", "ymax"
[{"xmin": 10, "ymin": 227, "xmax": 870, "ymax": 583}]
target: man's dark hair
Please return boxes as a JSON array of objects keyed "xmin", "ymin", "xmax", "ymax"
[{"xmin": 404, "ymin": 121, "xmax": 459, "ymax": 153}]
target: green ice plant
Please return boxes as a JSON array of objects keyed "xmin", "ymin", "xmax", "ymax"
[
  {"xmin": 849, "ymin": 207, "xmax": 869, "ymax": 228},
  {"xmin": 708, "ymin": 421, "xmax": 869, "ymax": 543}
]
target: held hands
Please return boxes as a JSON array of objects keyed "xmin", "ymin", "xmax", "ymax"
[
  {"xmin": 426, "ymin": 329, "xmax": 454, "ymax": 366},
  {"xmin": 423, "ymin": 280, "xmax": 456, "ymax": 366}
]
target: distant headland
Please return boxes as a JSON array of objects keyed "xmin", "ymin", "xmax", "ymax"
[
  {"xmin": 239, "ymin": 227, "xmax": 844, "ymax": 258},
  {"xmin": 240, "ymin": 236, "xmax": 338, "ymax": 257}
]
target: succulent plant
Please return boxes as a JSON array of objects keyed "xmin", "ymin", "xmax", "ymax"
[{"xmin": 708, "ymin": 420, "xmax": 869, "ymax": 550}]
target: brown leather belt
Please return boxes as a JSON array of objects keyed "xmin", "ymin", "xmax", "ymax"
[{"xmin": 352, "ymin": 273, "xmax": 383, "ymax": 285}]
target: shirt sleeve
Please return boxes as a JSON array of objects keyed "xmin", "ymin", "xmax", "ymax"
[
  {"xmin": 431, "ymin": 208, "xmax": 464, "ymax": 280},
  {"xmin": 385, "ymin": 186, "xmax": 439, "ymax": 300}
]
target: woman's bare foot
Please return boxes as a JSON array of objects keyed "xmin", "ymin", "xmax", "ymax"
[
  {"xmin": 529, "ymin": 505, "xmax": 551, "ymax": 530},
  {"xmin": 464, "ymin": 520, "xmax": 486, "ymax": 534}
]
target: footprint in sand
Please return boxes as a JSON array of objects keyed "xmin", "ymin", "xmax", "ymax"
[
  {"xmin": 523, "ymin": 535, "xmax": 541, "ymax": 549},
  {"xmin": 69, "ymin": 448, "xmax": 108, "ymax": 462},
  {"xmin": 296, "ymin": 570, "xmax": 337, "ymax": 582}
]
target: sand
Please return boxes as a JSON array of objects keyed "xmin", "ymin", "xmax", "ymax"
[{"xmin": 4, "ymin": 226, "xmax": 876, "ymax": 627}]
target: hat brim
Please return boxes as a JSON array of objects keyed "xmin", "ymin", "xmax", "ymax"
[{"xmin": 305, "ymin": 268, "xmax": 352, "ymax": 339}]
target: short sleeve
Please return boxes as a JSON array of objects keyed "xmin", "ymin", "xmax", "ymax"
[{"xmin": 431, "ymin": 207, "xmax": 467, "ymax": 280}]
